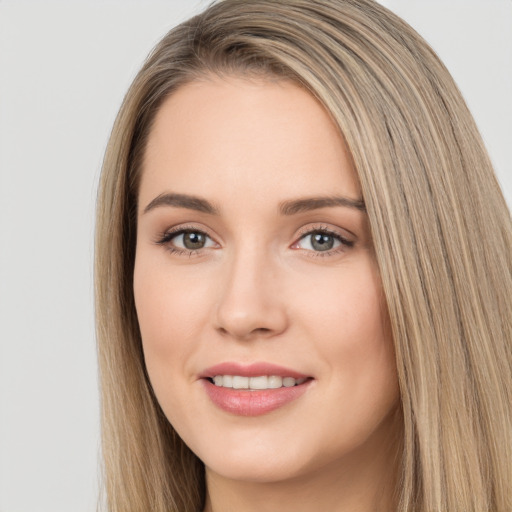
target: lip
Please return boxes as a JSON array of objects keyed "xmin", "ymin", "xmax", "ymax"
[
  {"xmin": 199, "ymin": 362, "xmax": 313, "ymax": 416},
  {"xmin": 200, "ymin": 361, "xmax": 310, "ymax": 379}
]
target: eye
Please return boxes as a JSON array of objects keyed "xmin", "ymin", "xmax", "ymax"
[
  {"xmin": 173, "ymin": 230, "xmax": 214, "ymax": 250},
  {"xmin": 292, "ymin": 228, "xmax": 354, "ymax": 254},
  {"xmin": 156, "ymin": 228, "xmax": 217, "ymax": 253}
]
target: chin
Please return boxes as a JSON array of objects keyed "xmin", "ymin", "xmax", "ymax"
[
  {"xmin": 204, "ymin": 451, "xmax": 312, "ymax": 484},
  {"xmin": 188, "ymin": 425, "xmax": 349, "ymax": 486},
  {"xmin": 181, "ymin": 425, "xmax": 312, "ymax": 483},
  {"xmin": 185, "ymin": 402, "xmax": 402, "ymax": 488}
]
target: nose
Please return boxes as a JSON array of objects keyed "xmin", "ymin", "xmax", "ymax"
[{"xmin": 214, "ymin": 248, "xmax": 289, "ymax": 341}]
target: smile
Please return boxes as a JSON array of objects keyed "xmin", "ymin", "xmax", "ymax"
[
  {"xmin": 211, "ymin": 375, "xmax": 308, "ymax": 389},
  {"xmin": 200, "ymin": 363, "xmax": 313, "ymax": 416}
]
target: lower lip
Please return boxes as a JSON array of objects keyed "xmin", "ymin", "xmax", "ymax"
[{"xmin": 202, "ymin": 379, "xmax": 312, "ymax": 416}]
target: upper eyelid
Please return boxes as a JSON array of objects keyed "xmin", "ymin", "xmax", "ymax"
[
  {"xmin": 295, "ymin": 223, "xmax": 354, "ymax": 241},
  {"xmin": 163, "ymin": 224, "xmax": 215, "ymax": 238},
  {"xmin": 155, "ymin": 222, "xmax": 354, "ymax": 247},
  {"xmin": 154, "ymin": 224, "xmax": 217, "ymax": 246},
  {"xmin": 295, "ymin": 230, "xmax": 353, "ymax": 247}
]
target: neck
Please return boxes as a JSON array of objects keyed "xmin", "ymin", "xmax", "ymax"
[{"xmin": 203, "ymin": 411, "xmax": 402, "ymax": 512}]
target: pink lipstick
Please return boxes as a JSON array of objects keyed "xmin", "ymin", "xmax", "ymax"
[{"xmin": 200, "ymin": 362, "xmax": 313, "ymax": 416}]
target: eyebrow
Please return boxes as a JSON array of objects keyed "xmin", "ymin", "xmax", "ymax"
[
  {"xmin": 142, "ymin": 192, "xmax": 366, "ymax": 216},
  {"xmin": 279, "ymin": 196, "xmax": 366, "ymax": 215},
  {"xmin": 143, "ymin": 192, "xmax": 219, "ymax": 215}
]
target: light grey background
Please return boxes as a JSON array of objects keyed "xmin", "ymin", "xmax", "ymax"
[{"xmin": 0, "ymin": 1, "xmax": 510, "ymax": 511}]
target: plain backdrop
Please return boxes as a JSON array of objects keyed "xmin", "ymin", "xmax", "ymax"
[{"xmin": 0, "ymin": 1, "xmax": 510, "ymax": 511}]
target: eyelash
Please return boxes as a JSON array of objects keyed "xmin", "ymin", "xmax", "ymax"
[
  {"xmin": 294, "ymin": 225, "xmax": 354, "ymax": 257},
  {"xmin": 155, "ymin": 224, "xmax": 215, "ymax": 257},
  {"xmin": 155, "ymin": 224, "xmax": 354, "ymax": 258}
]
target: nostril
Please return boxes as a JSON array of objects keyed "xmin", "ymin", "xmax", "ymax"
[{"xmin": 216, "ymin": 325, "xmax": 273, "ymax": 339}]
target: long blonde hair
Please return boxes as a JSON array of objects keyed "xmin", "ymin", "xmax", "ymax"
[{"xmin": 95, "ymin": 1, "xmax": 512, "ymax": 510}]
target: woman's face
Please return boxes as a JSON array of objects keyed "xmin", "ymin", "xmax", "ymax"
[{"xmin": 134, "ymin": 76, "xmax": 400, "ymax": 484}]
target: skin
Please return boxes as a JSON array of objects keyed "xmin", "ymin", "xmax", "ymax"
[{"xmin": 134, "ymin": 75, "xmax": 401, "ymax": 512}]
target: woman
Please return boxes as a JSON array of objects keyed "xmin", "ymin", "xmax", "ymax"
[{"xmin": 95, "ymin": 0, "xmax": 512, "ymax": 511}]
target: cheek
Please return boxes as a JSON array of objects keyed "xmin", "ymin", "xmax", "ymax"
[
  {"xmin": 337, "ymin": 272, "xmax": 396, "ymax": 391},
  {"xmin": 292, "ymin": 258, "xmax": 398, "ymax": 416},
  {"xmin": 133, "ymin": 257, "xmax": 211, "ymax": 385},
  {"xmin": 294, "ymin": 258, "xmax": 391, "ymax": 353}
]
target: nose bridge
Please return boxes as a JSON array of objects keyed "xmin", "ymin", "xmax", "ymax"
[{"xmin": 214, "ymin": 240, "xmax": 287, "ymax": 340}]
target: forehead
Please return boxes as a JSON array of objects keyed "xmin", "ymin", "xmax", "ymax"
[{"xmin": 139, "ymin": 75, "xmax": 360, "ymax": 210}]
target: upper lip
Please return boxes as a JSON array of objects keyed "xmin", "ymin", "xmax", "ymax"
[{"xmin": 199, "ymin": 362, "xmax": 310, "ymax": 379}]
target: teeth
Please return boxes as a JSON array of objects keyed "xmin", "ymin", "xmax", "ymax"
[
  {"xmin": 249, "ymin": 375, "xmax": 268, "ymax": 389},
  {"xmin": 268, "ymin": 376, "xmax": 282, "ymax": 388},
  {"xmin": 211, "ymin": 375, "xmax": 307, "ymax": 390},
  {"xmin": 232, "ymin": 376, "xmax": 249, "ymax": 389},
  {"xmin": 283, "ymin": 377, "xmax": 296, "ymax": 387}
]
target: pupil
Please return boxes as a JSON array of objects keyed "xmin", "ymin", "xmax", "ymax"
[
  {"xmin": 183, "ymin": 231, "xmax": 205, "ymax": 249},
  {"xmin": 311, "ymin": 233, "xmax": 334, "ymax": 251}
]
